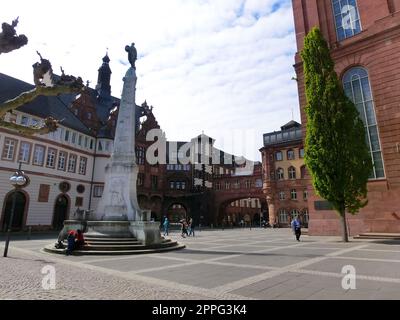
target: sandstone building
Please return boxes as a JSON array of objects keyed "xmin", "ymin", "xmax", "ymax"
[{"xmin": 292, "ymin": 0, "xmax": 400, "ymax": 234}]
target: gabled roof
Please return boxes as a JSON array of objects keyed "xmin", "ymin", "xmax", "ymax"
[{"xmin": 0, "ymin": 73, "xmax": 93, "ymax": 136}]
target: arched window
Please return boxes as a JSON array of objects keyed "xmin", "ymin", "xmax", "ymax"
[
  {"xmin": 291, "ymin": 209, "xmax": 300, "ymax": 220},
  {"xmin": 331, "ymin": 0, "xmax": 362, "ymax": 41},
  {"xmin": 343, "ymin": 67, "xmax": 385, "ymax": 179},
  {"xmin": 276, "ymin": 168, "xmax": 284, "ymax": 180},
  {"xmin": 288, "ymin": 166, "xmax": 296, "ymax": 179},
  {"xmin": 278, "ymin": 209, "xmax": 288, "ymax": 223}
]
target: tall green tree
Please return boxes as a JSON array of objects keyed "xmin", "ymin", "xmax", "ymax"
[{"xmin": 301, "ymin": 27, "xmax": 372, "ymax": 242}]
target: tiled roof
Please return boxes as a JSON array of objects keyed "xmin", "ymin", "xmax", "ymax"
[{"xmin": 0, "ymin": 73, "xmax": 93, "ymax": 135}]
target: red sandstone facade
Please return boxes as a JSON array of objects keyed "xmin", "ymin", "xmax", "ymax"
[
  {"xmin": 260, "ymin": 121, "xmax": 309, "ymax": 227},
  {"xmin": 292, "ymin": 0, "xmax": 400, "ymax": 235}
]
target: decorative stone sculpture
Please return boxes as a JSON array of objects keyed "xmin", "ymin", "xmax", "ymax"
[
  {"xmin": 125, "ymin": 43, "xmax": 137, "ymax": 69},
  {"xmin": 0, "ymin": 17, "xmax": 28, "ymax": 54}
]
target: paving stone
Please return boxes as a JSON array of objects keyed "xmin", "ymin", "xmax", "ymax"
[
  {"xmin": 88, "ymin": 256, "xmax": 184, "ymax": 272},
  {"xmin": 139, "ymin": 263, "xmax": 266, "ymax": 289},
  {"xmin": 304, "ymin": 257, "xmax": 400, "ymax": 279},
  {"xmin": 1, "ymin": 229, "xmax": 400, "ymax": 299}
]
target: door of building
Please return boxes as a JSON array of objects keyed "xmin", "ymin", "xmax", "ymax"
[{"xmin": 2, "ymin": 191, "xmax": 26, "ymax": 231}]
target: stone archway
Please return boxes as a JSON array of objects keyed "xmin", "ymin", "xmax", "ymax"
[
  {"xmin": 150, "ymin": 195, "xmax": 163, "ymax": 221},
  {"xmin": 166, "ymin": 202, "xmax": 188, "ymax": 223},
  {"xmin": 138, "ymin": 194, "xmax": 149, "ymax": 209},
  {"xmin": 217, "ymin": 196, "xmax": 268, "ymax": 227},
  {"xmin": 1, "ymin": 190, "xmax": 28, "ymax": 231},
  {"xmin": 52, "ymin": 194, "xmax": 70, "ymax": 230}
]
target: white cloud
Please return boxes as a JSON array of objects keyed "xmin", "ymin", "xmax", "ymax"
[{"xmin": 0, "ymin": 0, "xmax": 299, "ymax": 161}]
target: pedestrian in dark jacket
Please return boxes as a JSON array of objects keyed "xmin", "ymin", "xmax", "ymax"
[
  {"xmin": 188, "ymin": 218, "xmax": 195, "ymax": 237},
  {"xmin": 291, "ymin": 217, "xmax": 301, "ymax": 241},
  {"xmin": 180, "ymin": 219, "xmax": 188, "ymax": 238},
  {"xmin": 66, "ymin": 230, "xmax": 77, "ymax": 255}
]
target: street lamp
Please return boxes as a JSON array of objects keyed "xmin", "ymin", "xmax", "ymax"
[
  {"xmin": 3, "ymin": 163, "xmax": 29, "ymax": 257},
  {"xmin": 247, "ymin": 197, "xmax": 252, "ymax": 228}
]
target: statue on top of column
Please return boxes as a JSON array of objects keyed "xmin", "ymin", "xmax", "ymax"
[{"xmin": 125, "ymin": 43, "xmax": 137, "ymax": 69}]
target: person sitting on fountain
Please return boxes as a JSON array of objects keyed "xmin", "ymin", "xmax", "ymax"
[
  {"xmin": 66, "ymin": 230, "xmax": 77, "ymax": 256},
  {"xmin": 76, "ymin": 229, "xmax": 85, "ymax": 249},
  {"xmin": 55, "ymin": 229, "xmax": 67, "ymax": 249}
]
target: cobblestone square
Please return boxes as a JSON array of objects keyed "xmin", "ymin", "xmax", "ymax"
[{"xmin": 1, "ymin": 229, "xmax": 400, "ymax": 300}]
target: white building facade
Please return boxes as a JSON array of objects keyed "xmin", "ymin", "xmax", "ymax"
[{"xmin": 0, "ymin": 109, "xmax": 112, "ymax": 231}]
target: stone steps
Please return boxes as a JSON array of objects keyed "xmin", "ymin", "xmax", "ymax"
[
  {"xmin": 85, "ymin": 240, "xmax": 142, "ymax": 245},
  {"xmin": 84, "ymin": 236, "xmax": 138, "ymax": 241},
  {"xmin": 43, "ymin": 242, "xmax": 186, "ymax": 255},
  {"xmin": 79, "ymin": 239, "xmax": 177, "ymax": 251},
  {"xmin": 45, "ymin": 235, "xmax": 184, "ymax": 255},
  {"xmin": 84, "ymin": 237, "xmax": 143, "ymax": 245},
  {"xmin": 81, "ymin": 244, "xmax": 148, "ymax": 251},
  {"xmin": 71, "ymin": 238, "xmax": 171, "ymax": 244},
  {"xmin": 354, "ymin": 233, "xmax": 400, "ymax": 240}
]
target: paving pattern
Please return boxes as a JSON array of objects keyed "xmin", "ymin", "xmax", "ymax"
[{"xmin": 1, "ymin": 228, "xmax": 400, "ymax": 300}]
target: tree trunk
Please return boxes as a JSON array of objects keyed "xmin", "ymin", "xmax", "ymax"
[{"xmin": 340, "ymin": 206, "xmax": 349, "ymax": 242}]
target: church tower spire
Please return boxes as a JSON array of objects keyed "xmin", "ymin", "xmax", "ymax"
[{"xmin": 96, "ymin": 52, "xmax": 112, "ymax": 100}]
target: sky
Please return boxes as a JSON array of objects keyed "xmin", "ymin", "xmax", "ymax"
[{"xmin": 0, "ymin": 0, "xmax": 300, "ymax": 162}]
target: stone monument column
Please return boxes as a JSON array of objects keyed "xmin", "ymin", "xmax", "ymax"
[
  {"xmin": 94, "ymin": 66, "xmax": 141, "ymax": 221},
  {"xmin": 54, "ymin": 44, "xmax": 172, "ymax": 247}
]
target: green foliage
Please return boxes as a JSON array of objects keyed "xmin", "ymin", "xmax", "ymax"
[{"xmin": 301, "ymin": 27, "xmax": 372, "ymax": 216}]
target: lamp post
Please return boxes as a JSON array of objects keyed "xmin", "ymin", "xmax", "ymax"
[
  {"xmin": 248, "ymin": 197, "xmax": 251, "ymax": 228},
  {"xmin": 3, "ymin": 162, "xmax": 29, "ymax": 257}
]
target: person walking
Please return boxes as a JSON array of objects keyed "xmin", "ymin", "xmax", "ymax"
[
  {"xmin": 291, "ymin": 216, "xmax": 302, "ymax": 241},
  {"xmin": 180, "ymin": 218, "xmax": 187, "ymax": 238},
  {"xmin": 163, "ymin": 216, "xmax": 170, "ymax": 236},
  {"xmin": 188, "ymin": 217, "xmax": 195, "ymax": 237}
]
